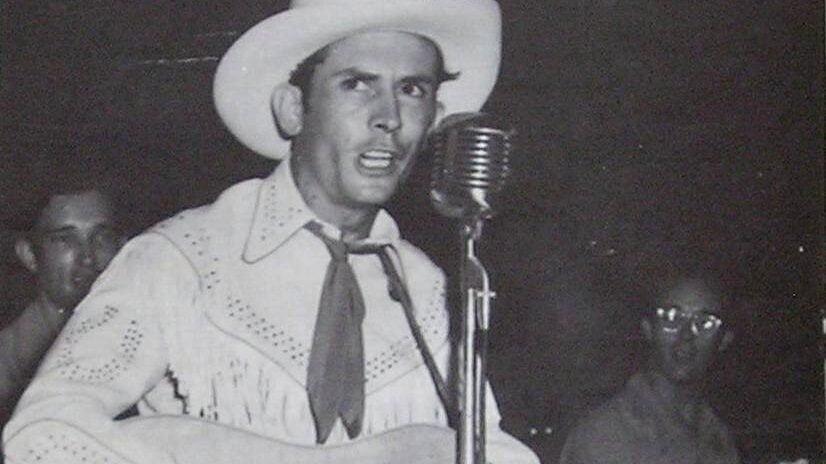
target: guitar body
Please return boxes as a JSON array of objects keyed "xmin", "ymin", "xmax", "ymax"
[{"xmin": 122, "ymin": 415, "xmax": 455, "ymax": 464}]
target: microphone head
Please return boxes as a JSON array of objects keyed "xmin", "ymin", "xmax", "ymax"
[{"xmin": 429, "ymin": 112, "xmax": 514, "ymax": 219}]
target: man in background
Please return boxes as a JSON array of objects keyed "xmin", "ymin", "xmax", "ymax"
[
  {"xmin": 559, "ymin": 271, "xmax": 740, "ymax": 464},
  {"xmin": 0, "ymin": 179, "xmax": 124, "ymax": 424}
]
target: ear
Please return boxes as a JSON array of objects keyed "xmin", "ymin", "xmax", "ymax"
[
  {"xmin": 271, "ymin": 83, "xmax": 304, "ymax": 137},
  {"xmin": 428, "ymin": 101, "xmax": 446, "ymax": 135},
  {"xmin": 718, "ymin": 331, "xmax": 734, "ymax": 352},
  {"xmin": 15, "ymin": 237, "xmax": 38, "ymax": 273},
  {"xmin": 640, "ymin": 318, "xmax": 653, "ymax": 342}
]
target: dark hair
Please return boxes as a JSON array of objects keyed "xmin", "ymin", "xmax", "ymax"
[
  {"xmin": 8, "ymin": 165, "xmax": 123, "ymax": 234},
  {"xmin": 288, "ymin": 45, "xmax": 331, "ymax": 107},
  {"xmin": 287, "ymin": 34, "xmax": 460, "ymax": 108},
  {"xmin": 633, "ymin": 251, "xmax": 743, "ymax": 335}
]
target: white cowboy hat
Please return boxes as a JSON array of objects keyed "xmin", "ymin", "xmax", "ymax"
[{"xmin": 213, "ymin": 0, "xmax": 502, "ymax": 159}]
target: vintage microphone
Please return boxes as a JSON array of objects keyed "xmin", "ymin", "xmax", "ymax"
[
  {"xmin": 429, "ymin": 112, "xmax": 514, "ymax": 464},
  {"xmin": 430, "ymin": 112, "xmax": 513, "ymax": 220}
]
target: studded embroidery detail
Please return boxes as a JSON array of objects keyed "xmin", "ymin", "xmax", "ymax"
[
  {"xmin": 224, "ymin": 295, "xmax": 310, "ymax": 366},
  {"xmin": 18, "ymin": 427, "xmax": 127, "ymax": 464},
  {"xmin": 181, "ymin": 227, "xmax": 223, "ymax": 291},
  {"xmin": 258, "ymin": 181, "xmax": 305, "ymax": 240},
  {"xmin": 243, "ymin": 173, "xmax": 311, "ymax": 263},
  {"xmin": 365, "ymin": 337, "xmax": 416, "ymax": 381},
  {"xmin": 364, "ymin": 275, "xmax": 448, "ymax": 387},
  {"xmin": 423, "ymin": 280, "xmax": 447, "ymax": 337},
  {"xmin": 153, "ymin": 177, "xmax": 448, "ymax": 393},
  {"xmin": 154, "ymin": 212, "xmax": 188, "ymax": 230},
  {"xmin": 154, "ymin": 205, "xmax": 314, "ymax": 380},
  {"xmin": 56, "ymin": 306, "xmax": 144, "ymax": 384}
]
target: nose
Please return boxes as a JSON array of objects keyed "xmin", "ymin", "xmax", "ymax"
[
  {"xmin": 678, "ymin": 320, "xmax": 696, "ymax": 341},
  {"xmin": 82, "ymin": 250, "xmax": 95, "ymax": 270},
  {"xmin": 370, "ymin": 90, "xmax": 401, "ymax": 133},
  {"xmin": 76, "ymin": 240, "xmax": 95, "ymax": 268}
]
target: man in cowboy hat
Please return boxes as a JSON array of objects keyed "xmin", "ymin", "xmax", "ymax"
[{"xmin": 4, "ymin": 1, "xmax": 538, "ymax": 463}]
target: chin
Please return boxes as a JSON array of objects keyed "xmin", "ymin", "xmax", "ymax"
[
  {"xmin": 53, "ymin": 297, "xmax": 81, "ymax": 311},
  {"xmin": 665, "ymin": 367, "xmax": 702, "ymax": 385},
  {"xmin": 350, "ymin": 186, "xmax": 399, "ymax": 206},
  {"xmin": 355, "ymin": 196, "xmax": 393, "ymax": 208}
]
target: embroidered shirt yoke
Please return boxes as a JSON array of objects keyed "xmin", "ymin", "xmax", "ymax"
[{"xmin": 2, "ymin": 159, "xmax": 538, "ymax": 464}]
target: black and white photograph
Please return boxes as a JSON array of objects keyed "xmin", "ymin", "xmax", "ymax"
[{"xmin": 1, "ymin": 1, "xmax": 823, "ymax": 463}]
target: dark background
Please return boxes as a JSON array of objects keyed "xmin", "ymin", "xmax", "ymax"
[{"xmin": 1, "ymin": 1, "xmax": 823, "ymax": 463}]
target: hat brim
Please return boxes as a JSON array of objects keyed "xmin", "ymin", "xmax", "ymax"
[{"xmin": 213, "ymin": 0, "xmax": 502, "ymax": 159}]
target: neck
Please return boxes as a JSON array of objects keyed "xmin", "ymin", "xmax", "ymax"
[
  {"xmin": 645, "ymin": 369, "xmax": 705, "ymax": 424},
  {"xmin": 303, "ymin": 194, "xmax": 378, "ymax": 242},
  {"xmin": 35, "ymin": 293, "xmax": 62, "ymax": 313},
  {"xmin": 330, "ymin": 209, "xmax": 377, "ymax": 242},
  {"xmin": 33, "ymin": 293, "xmax": 71, "ymax": 330},
  {"xmin": 291, "ymin": 158, "xmax": 379, "ymax": 242}
]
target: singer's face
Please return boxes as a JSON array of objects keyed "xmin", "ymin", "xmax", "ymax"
[{"xmin": 290, "ymin": 31, "xmax": 441, "ymax": 211}]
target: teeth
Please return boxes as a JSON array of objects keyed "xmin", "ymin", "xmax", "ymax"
[
  {"xmin": 363, "ymin": 150, "xmax": 393, "ymax": 159},
  {"xmin": 360, "ymin": 151, "xmax": 393, "ymax": 169}
]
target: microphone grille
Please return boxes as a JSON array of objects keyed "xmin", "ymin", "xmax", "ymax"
[{"xmin": 429, "ymin": 112, "xmax": 514, "ymax": 219}]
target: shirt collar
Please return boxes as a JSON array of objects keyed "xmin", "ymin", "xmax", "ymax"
[{"xmin": 242, "ymin": 157, "xmax": 402, "ymax": 263}]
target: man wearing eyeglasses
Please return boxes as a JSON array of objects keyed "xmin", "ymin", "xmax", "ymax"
[{"xmin": 559, "ymin": 274, "xmax": 741, "ymax": 464}]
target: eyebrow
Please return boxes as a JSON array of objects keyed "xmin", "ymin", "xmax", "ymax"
[
  {"xmin": 332, "ymin": 67, "xmax": 379, "ymax": 82},
  {"xmin": 40, "ymin": 223, "xmax": 116, "ymax": 235},
  {"xmin": 332, "ymin": 67, "xmax": 438, "ymax": 86},
  {"xmin": 400, "ymin": 75, "xmax": 438, "ymax": 87},
  {"xmin": 40, "ymin": 226, "xmax": 78, "ymax": 235}
]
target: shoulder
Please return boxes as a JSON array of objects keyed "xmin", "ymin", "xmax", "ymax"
[
  {"xmin": 391, "ymin": 239, "xmax": 449, "ymax": 343},
  {"xmin": 148, "ymin": 178, "xmax": 263, "ymax": 252},
  {"xmin": 570, "ymin": 393, "xmax": 630, "ymax": 441},
  {"xmin": 153, "ymin": 178, "xmax": 262, "ymax": 234},
  {"xmin": 394, "ymin": 239, "xmax": 445, "ymax": 280},
  {"xmin": 560, "ymin": 387, "xmax": 638, "ymax": 464},
  {"xmin": 0, "ymin": 302, "xmax": 56, "ymax": 390},
  {"xmin": 393, "ymin": 239, "xmax": 446, "ymax": 305},
  {"xmin": 700, "ymin": 403, "xmax": 741, "ymax": 461},
  {"xmin": 0, "ymin": 302, "xmax": 39, "ymax": 353},
  {"xmin": 98, "ymin": 178, "xmax": 263, "ymax": 278}
]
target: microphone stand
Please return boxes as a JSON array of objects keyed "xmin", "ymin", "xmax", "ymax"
[{"xmin": 457, "ymin": 216, "xmax": 495, "ymax": 464}]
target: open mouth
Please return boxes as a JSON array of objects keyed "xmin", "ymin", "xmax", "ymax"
[{"xmin": 358, "ymin": 150, "xmax": 395, "ymax": 170}]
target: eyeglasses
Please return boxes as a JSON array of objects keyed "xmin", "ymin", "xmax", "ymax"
[{"xmin": 654, "ymin": 306, "xmax": 723, "ymax": 336}]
